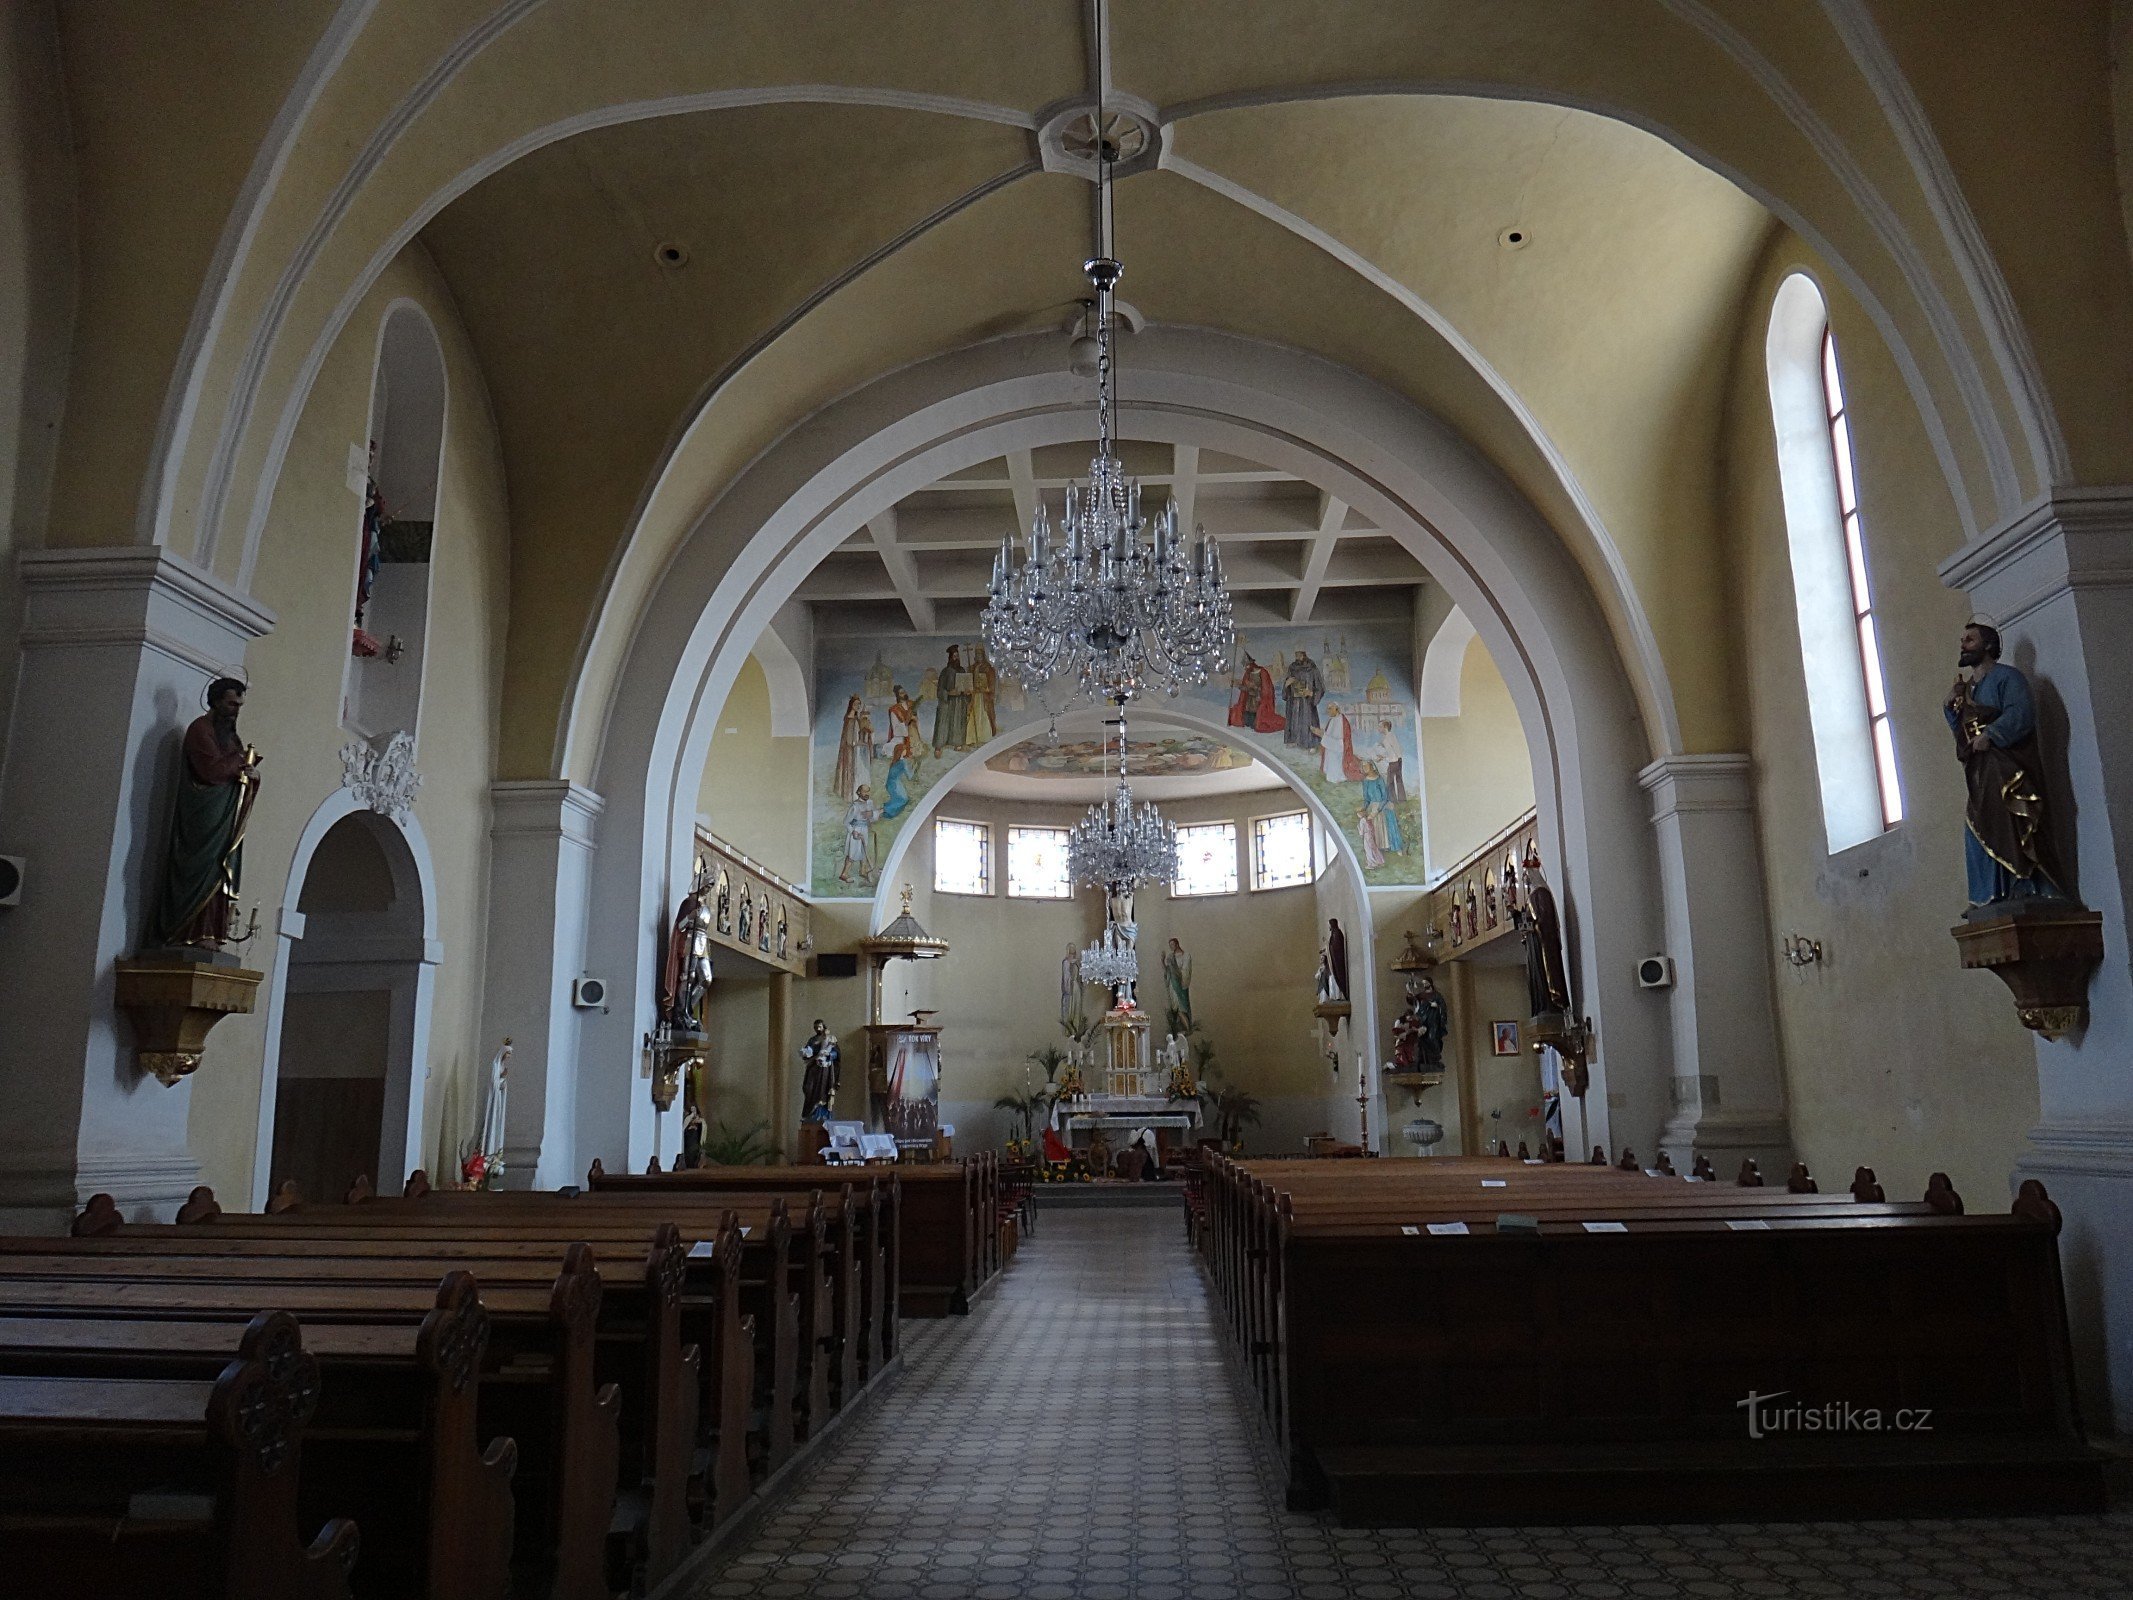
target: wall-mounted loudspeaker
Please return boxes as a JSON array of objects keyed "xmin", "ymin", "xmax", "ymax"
[
  {"xmin": 1636, "ymin": 955, "xmax": 1675, "ymax": 990},
  {"xmin": 0, "ymin": 855, "xmax": 21, "ymax": 908},
  {"xmin": 812, "ymin": 952, "xmax": 859, "ymax": 979},
  {"xmin": 571, "ymin": 977, "xmax": 609, "ymax": 1010}
]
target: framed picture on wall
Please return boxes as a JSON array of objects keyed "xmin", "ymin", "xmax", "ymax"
[{"xmin": 1490, "ymin": 1020, "xmax": 1521, "ymax": 1057}]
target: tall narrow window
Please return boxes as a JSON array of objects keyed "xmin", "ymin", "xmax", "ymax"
[
  {"xmin": 1766, "ymin": 274, "xmax": 1901, "ymax": 851},
  {"xmin": 1821, "ymin": 330, "xmax": 1902, "ymax": 828}
]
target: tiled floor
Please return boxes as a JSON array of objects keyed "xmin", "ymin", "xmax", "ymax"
[{"xmin": 690, "ymin": 1206, "xmax": 2133, "ymax": 1600}]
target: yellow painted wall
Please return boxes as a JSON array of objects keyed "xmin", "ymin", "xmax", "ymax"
[
  {"xmin": 697, "ymin": 972, "xmax": 776, "ymax": 1152},
  {"xmin": 45, "ymin": 0, "xmax": 335, "ymax": 551},
  {"xmin": 1420, "ymin": 636, "xmax": 1538, "ymax": 878},
  {"xmin": 695, "ymin": 653, "xmax": 809, "ymax": 886},
  {"xmin": 182, "ymin": 240, "xmax": 511, "ymax": 1200},
  {"xmin": 1722, "ymin": 233, "xmax": 2040, "ymax": 1206}
]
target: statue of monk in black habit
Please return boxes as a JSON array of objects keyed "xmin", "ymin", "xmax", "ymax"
[{"xmin": 151, "ymin": 676, "xmax": 261, "ymax": 951}]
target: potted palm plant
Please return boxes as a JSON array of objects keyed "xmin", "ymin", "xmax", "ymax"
[
  {"xmin": 1199, "ymin": 1084, "xmax": 1263, "ymax": 1152},
  {"xmin": 992, "ymin": 1089, "xmax": 1050, "ymax": 1155}
]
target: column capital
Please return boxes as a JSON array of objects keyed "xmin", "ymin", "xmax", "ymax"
[
  {"xmin": 19, "ymin": 546, "xmax": 276, "ymax": 675},
  {"xmin": 490, "ymin": 779, "xmax": 604, "ymax": 846},
  {"xmin": 1937, "ymin": 486, "xmax": 2133, "ymax": 626},
  {"xmin": 1637, "ymin": 753, "xmax": 1754, "ymax": 822}
]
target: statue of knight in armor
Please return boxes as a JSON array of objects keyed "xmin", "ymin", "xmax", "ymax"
[{"xmin": 660, "ymin": 860, "xmax": 716, "ymax": 1035}]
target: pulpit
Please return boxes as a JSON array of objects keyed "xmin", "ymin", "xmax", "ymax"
[{"xmin": 856, "ymin": 886, "xmax": 950, "ymax": 1154}]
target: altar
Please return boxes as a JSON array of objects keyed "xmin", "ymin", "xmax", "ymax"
[
  {"xmin": 1048, "ymin": 1094, "xmax": 1202, "ymax": 1139},
  {"xmin": 1047, "ymin": 1003, "xmax": 1201, "ymax": 1161}
]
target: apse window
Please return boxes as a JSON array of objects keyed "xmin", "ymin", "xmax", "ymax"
[
  {"xmin": 1250, "ymin": 809, "xmax": 1315, "ymax": 891},
  {"xmin": 1766, "ymin": 274, "xmax": 1903, "ymax": 852},
  {"xmin": 1172, "ymin": 822, "xmax": 1240, "ymax": 898},
  {"xmin": 933, "ymin": 818, "xmax": 991, "ymax": 897},
  {"xmin": 1006, "ymin": 825, "xmax": 1072, "ymax": 900}
]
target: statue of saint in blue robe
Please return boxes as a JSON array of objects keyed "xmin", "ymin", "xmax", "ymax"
[{"xmin": 1946, "ymin": 659, "xmax": 2063, "ymax": 911}]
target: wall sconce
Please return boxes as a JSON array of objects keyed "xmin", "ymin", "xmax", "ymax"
[
  {"xmin": 384, "ymin": 633, "xmax": 407, "ymax": 664},
  {"xmin": 1780, "ymin": 933, "xmax": 1823, "ymax": 968}
]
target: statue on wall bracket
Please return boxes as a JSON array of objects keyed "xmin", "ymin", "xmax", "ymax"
[
  {"xmin": 116, "ymin": 676, "xmax": 267, "ymax": 1086},
  {"xmin": 1947, "ymin": 622, "xmax": 2066, "ymax": 914},
  {"xmin": 1513, "ymin": 845, "xmax": 1590, "ymax": 1097},
  {"xmin": 1946, "ymin": 621, "xmax": 2103, "ymax": 1038},
  {"xmin": 659, "ymin": 859, "xmax": 716, "ymax": 1037},
  {"xmin": 151, "ymin": 676, "xmax": 263, "ymax": 953}
]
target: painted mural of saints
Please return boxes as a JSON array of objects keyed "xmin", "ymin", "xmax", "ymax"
[
  {"xmin": 967, "ymin": 645, "xmax": 998, "ymax": 746},
  {"xmin": 886, "ymin": 685, "xmax": 926, "ymax": 762},
  {"xmin": 1228, "ymin": 652, "xmax": 1283, "ymax": 733},
  {"xmin": 832, "ymin": 695, "xmax": 873, "ymax": 801},
  {"xmin": 933, "ymin": 646, "xmax": 972, "ymax": 750},
  {"xmin": 1319, "ymin": 701, "xmax": 1365, "ymax": 783},
  {"xmin": 1282, "ymin": 649, "xmax": 1325, "ymax": 751}
]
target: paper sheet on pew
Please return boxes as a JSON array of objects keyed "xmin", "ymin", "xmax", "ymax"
[
  {"xmin": 688, "ymin": 1230, "xmax": 750, "ymax": 1256},
  {"xmin": 1582, "ymin": 1221, "xmax": 1629, "ymax": 1233},
  {"xmin": 1481, "ymin": 1179, "xmax": 1507, "ymax": 1188},
  {"xmin": 1726, "ymin": 1219, "xmax": 1772, "ymax": 1230}
]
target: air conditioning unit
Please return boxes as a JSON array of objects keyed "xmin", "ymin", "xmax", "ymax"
[
  {"xmin": 0, "ymin": 855, "xmax": 22, "ymax": 908},
  {"xmin": 1636, "ymin": 955, "xmax": 1675, "ymax": 990},
  {"xmin": 571, "ymin": 976, "xmax": 609, "ymax": 1011}
]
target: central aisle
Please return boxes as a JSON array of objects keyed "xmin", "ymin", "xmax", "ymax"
[{"xmin": 690, "ymin": 1206, "xmax": 2133, "ymax": 1600}]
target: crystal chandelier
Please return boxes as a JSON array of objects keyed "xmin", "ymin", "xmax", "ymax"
[
  {"xmin": 1079, "ymin": 919, "xmax": 1139, "ymax": 989},
  {"xmin": 1066, "ymin": 711, "xmax": 1179, "ymax": 891},
  {"xmin": 980, "ymin": 122, "xmax": 1234, "ymax": 705}
]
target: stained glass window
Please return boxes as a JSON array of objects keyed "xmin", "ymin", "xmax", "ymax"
[
  {"xmin": 933, "ymin": 818, "xmax": 990, "ymax": 896},
  {"xmin": 1006, "ymin": 825, "xmax": 1072, "ymax": 899},
  {"xmin": 1251, "ymin": 810, "xmax": 1314, "ymax": 890},
  {"xmin": 1172, "ymin": 821, "xmax": 1239, "ymax": 897}
]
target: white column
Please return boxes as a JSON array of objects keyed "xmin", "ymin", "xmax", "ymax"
[
  {"xmin": 1941, "ymin": 488, "xmax": 2133, "ymax": 1432},
  {"xmin": 0, "ymin": 549, "xmax": 274, "ymax": 1229},
  {"xmin": 479, "ymin": 780, "xmax": 602, "ymax": 1189},
  {"xmin": 1640, "ymin": 755, "xmax": 1793, "ymax": 1176}
]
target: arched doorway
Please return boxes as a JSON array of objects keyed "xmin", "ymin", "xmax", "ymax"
[{"xmin": 258, "ymin": 808, "xmax": 433, "ymax": 1204}]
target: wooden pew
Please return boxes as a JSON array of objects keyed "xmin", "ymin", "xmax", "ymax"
[
  {"xmin": 596, "ymin": 1158, "xmax": 988, "ymax": 1321},
  {"xmin": 573, "ymin": 1169, "xmax": 893, "ymax": 1382},
  {"xmin": 340, "ymin": 1188, "xmax": 809, "ymax": 1481},
  {"xmin": 130, "ymin": 1191, "xmax": 755, "ymax": 1548},
  {"xmin": 1196, "ymin": 1155, "xmax": 2106, "ymax": 1523},
  {"xmin": 0, "ymin": 1277, "xmax": 512, "ymax": 1600},
  {"xmin": 16, "ymin": 1222, "xmax": 624, "ymax": 1600},
  {"xmin": 0, "ymin": 1309, "xmax": 360, "ymax": 1600},
  {"xmin": 1, "ymin": 1234, "xmax": 692, "ymax": 1586}
]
